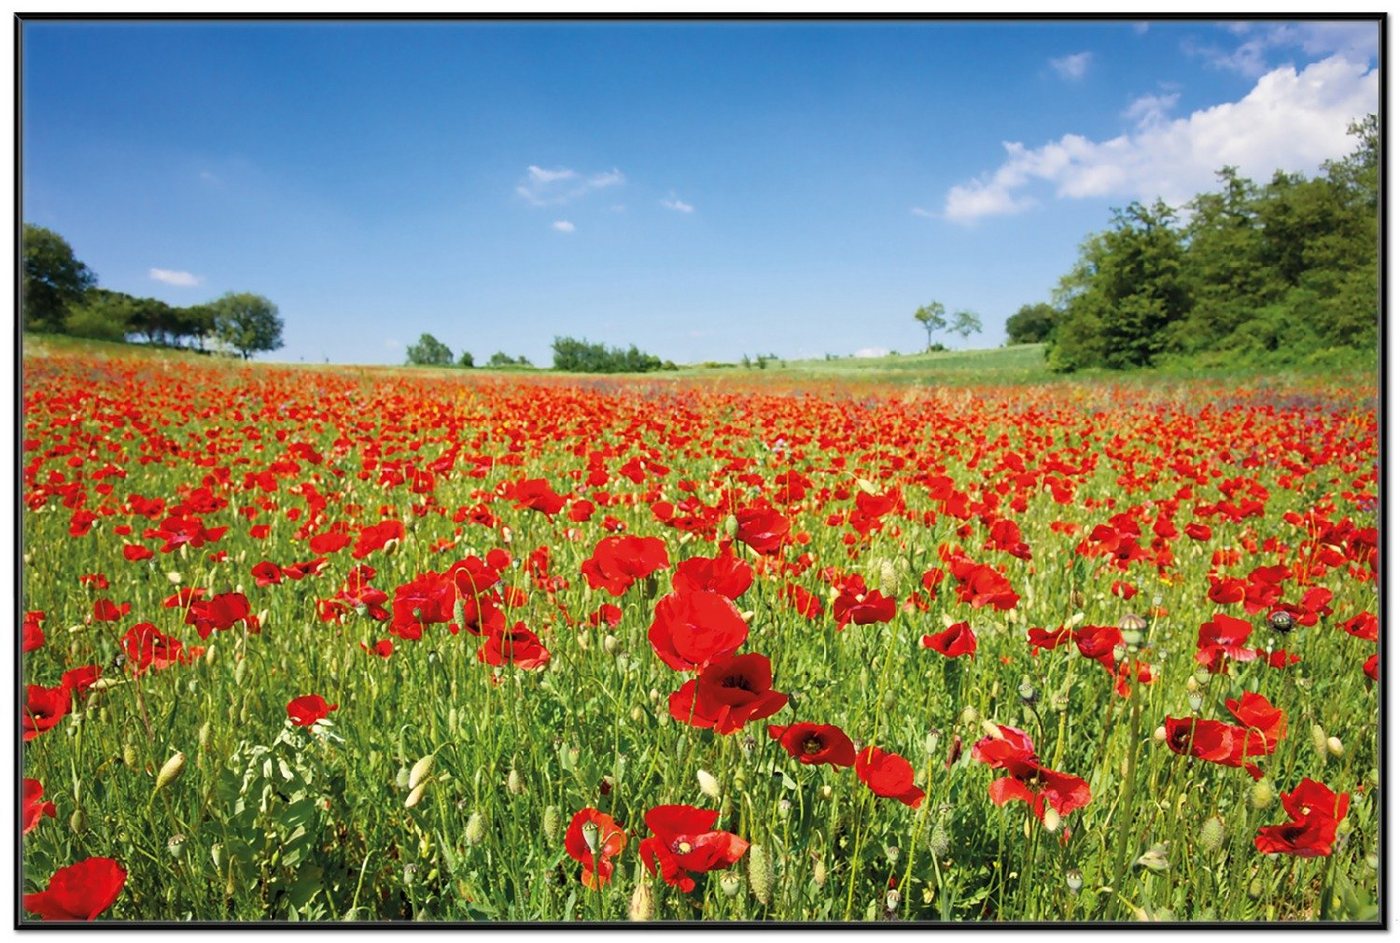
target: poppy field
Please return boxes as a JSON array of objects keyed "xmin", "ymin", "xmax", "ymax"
[{"xmin": 19, "ymin": 350, "xmax": 1380, "ymax": 923}]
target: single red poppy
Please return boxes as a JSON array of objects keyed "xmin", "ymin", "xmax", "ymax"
[
  {"xmin": 734, "ymin": 506, "xmax": 790, "ymax": 556},
  {"xmin": 637, "ymin": 804, "xmax": 748, "ymax": 892},
  {"xmin": 120, "ymin": 623, "xmax": 202, "ymax": 675},
  {"xmin": 648, "ymin": 591, "xmax": 748, "ymax": 672},
  {"xmin": 23, "ymin": 857, "xmax": 126, "ymax": 921},
  {"xmin": 672, "ymin": 550, "xmax": 753, "ymax": 600},
  {"xmin": 477, "ymin": 622, "xmax": 551, "ymax": 670},
  {"xmin": 286, "ymin": 694, "xmax": 338, "ymax": 727},
  {"xmin": 767, "ymin": 722, "xmax": 856, "ymax": 767},
  {"xmin": 922, "ymin": 621, "xmax": 977, "ymax": 658},
  {"xmin": 22, "ymin": 612, "xmax": 45, "ymax": 653},
  {"xmin": 581, "ymin": 535, "xmax": 670, "ymax": 596},
  {"xmin": 1224, "ymin": 691, "xmax": 1287, "ymax": 755},
  {"xmin": 1255, "ymin": 779, "xmax": 1350, "ymax": 857},
  {"xmin": 563, "ymin": 808, "xmax": 627, "ymax": 889},
  {"xmin": 23, "ymin": 684, "xmax": 70, "ymax": 741},
  {"xmin": 855, "ymin": 746, "xmax": 925, "ymax": 808},
  {"xmin": 669, "ymin": 653, "xmax": 788, "ymax": 734},
  {"xmin": 23, "ymin": 779, "xmax": 56, "ymax": 834}
]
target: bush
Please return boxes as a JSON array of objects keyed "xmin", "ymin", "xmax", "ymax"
[{"xmin": 551, "ymin": 336, "xmax": 663, "ymax": 373}]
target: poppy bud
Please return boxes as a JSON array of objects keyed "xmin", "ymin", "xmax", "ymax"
[
  {"xmin": 69, "ymin": 808, "xmax": 88, "ymax": 834},
  {"xmin": 448, "ymin": 708, "xmax": 459, "ymax": 734},
  {"xmin": 1134, "ymin": 844, "xmax": 1169, "ymax": 873},
  {"xmin": 603, "ymin": 634, "xmax": 618, "ymax": 655},
  {"xmin": 630, "ymin": 705, "xmax": 645, "ymax": 723},
  {"xmin": 542, "ymin": 805, "xmax": 561, "ymax": 844},
  {"xmin": 747, "ymin": 844, "xmax": 772, "ymax": 905},
  {"xmin": 1198, "ymin": 815, "xmax": 1225, "ymax": 854},
  {"xmin": 720, "ymin": 872, "xmax": 744, "ymax": 897},
  {"xmin": 465, "ymin": 811, "xmax": 486, "ymax": 845},
  {"xmin": 812, "ymin": 858, "xmax": 828, "ymax": 887},
  {"xmin": 882, "ymin": 689, "xmax": 898, "ymax": 711},
  {"xmin": 1065, "ymin": 868, "xmax": 1083, "ymax": 892},
  {"xmin": 1185, "ymin": 675, "xmax": 1199, "ymax": 693},
  {"xmin": 404, "ymin": 782, "xmax": 428, "ymax": 809},
  {"xmin": 234, "ymin": 659, "xmax": 248, "ymax": 686},
  {"xmin": 507, "ymin": 768, "xmax": 525, "ymax": 795},
  {"xmin": 408, "ymin": 754, "xmax": 435, "ymax": 791},
  {"xmin": 980, "ymin": 720, "xmax": 1004, "ymax": 740},
  {"xmin": 122, "ymin": 743, "xmax": 138, "ymax": 768},
  {"xmin": 211, "ymin": 843, "xmax": 224, "ymax": 870},
  {"xmin": 724, "ymin": 514, "xmax": 738, "ymax": 538},
  {"xmin": 226, "ymin": 868, "xmax": 237, "ymax": 899},
  {"xmin": 629, "ymin": 880, "xmax": 655, "ymax": 921},
  {"xmin": 1249, "ymin": 779, "xmax": 1274, "ymax": 809},
  {"xmin": 155, "ymin": 752, "xmax": 186, "ymax": 793},
  {"xmin": 878, "ymin": 560, "xmax": 898, "ymax": 598},
  {"xmin": 1311, "ymin": 724, "xmax": 1329, "ymax": 759},
  {"xmin": 1153, "ymin": 726, "xmax": 1167, "ymax": 742},
  {"xmin": 928, "ymin": 822, "xmax": 949, "ymax": 857},
  {"xmin": 168, "ymin": 833, "xmax": 187, "ymax": 859},
  {"xmin": 696, "ymin": 769, "xmax": 721, "ymax": 799},
  {"xmin": 395, "ymin": 766, "xmax": 410, "ymax": 790},
  {"xmin": 924, "ymin": 730, "xmax": 940, "ymax": 756},
  {"xmin": 1041, "ymin": 807, "xmax": 1061, "ymax": 832},
  {"xmin": 961, "ymin": 706, "xmax": 981, "ymax": 726},
  {"xmin": 1327, "ymin": 736, "xmax": 1344, "ymax": 757},
  {"xmin": 198, "ymin": 721, "xmax": 211, "ymax": 752},
  {"xmin": 820, "ymin": 784, "xmax": 833, "ymax": 800},
  {"xmin": 1248, "ymin": 877, "xmax": 1264, "ymax": 900}
]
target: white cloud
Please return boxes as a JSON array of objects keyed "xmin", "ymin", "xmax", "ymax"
[
  {"xmin": 517, "ymin": 165, "xmax": 624, "ymax": 206},
  {"xmin": 661, "ymin": 196, "xmax": 694, "ymax": 213},
  {"xmin": 1123, "ymin": 92, "xmax": 1180, "ymax": 128},
  {"xmin": 552, "ymin": 220, "xmax": 576, "ymax": 233},
  {"xmin": 853, "ymin": 347, "xmax": 889, "ymax": 358},
  {"xmin": 149, "ymin": 268, "xmax": 202, "ymax": 287},
  {"xmin": 1050, "ymin": 52, "xmax": 1092, "ymax": 80},
  {"xmin": 942, "ymin": 55, "xmax": 1377, "ymax": 224},
  {"xmin": 1187, "ymin": 21, "xmax": 1378, "ymax": 77},
  {"xmin": 910, "ymin": 206, "xmax": 938, "ymax": 219}
]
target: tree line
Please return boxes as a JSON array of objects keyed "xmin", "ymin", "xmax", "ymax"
[
  {"xmin": 406, "ymin": 333, "xmax": 675, "ymax": 373},
  {"xmin": 22, "ymin": 223, "xmax": 284, "ymax": 359},
  {"xmin": 1004, "ymin": 114, "xmax": 1377, "ymax": 371}
]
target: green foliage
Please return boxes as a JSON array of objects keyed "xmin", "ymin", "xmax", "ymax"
[
  {"xmin": 488, "ymin": 351, "xmax": 532, "ymax": 368},
  {"xmin": 406, "ymin": 333, "xmax": 454, "ymax": 367},
  {"xmin": 458, "ymin": 350, "xmax": 475, "ymax": 368},
  {"xmin": 212, "ymin": 293, "xmax": 284, "ymax": 360},
  {"xmin": 950, "ymin": 309, "xmax": 982, "ymax": 340},
  {"xmin": 1048, "ymin": 116, "xmax": 1378, "ymax": 372},
  {"xmin": 913, "ymin": 300, "xmax": 947, "ymax": 350},
  {"xmin": 64, "ymin": 289, "xmax": 134, "ymax": 341},
  {"xmin": 23, "ymin": 223, "xmax": 97, "ymax": 332},
  {"xmin": 1004, "ymin": 303, "xmax": 1059, "ymax": 345},
  {"xmin": 550, "ymin": 336, "xmax": 662, "ymax": 373}
]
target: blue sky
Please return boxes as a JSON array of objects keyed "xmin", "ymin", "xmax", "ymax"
[{"xmin": 21, "ymin": 18, "xmax": 1379, "ymax": 365}]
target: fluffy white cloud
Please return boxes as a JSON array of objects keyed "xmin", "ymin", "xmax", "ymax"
[
  {"xmin": 516, "ymin": 165, "xmax": 624, "ymax": 206},
  {"xmin": 552, "ymin": 220, "xmax": 576, "ymax": 233},
  {"xmin": 943, "ymin": 55, "xmax": 1377, "ymax": 224},
  {"xmin": 1050, "ymin": 52, "xmax": 1092, "ymax": 80},
  {"xmin": 149, "ymin": 268, "xmax": 201, "ymax": 286},
  {"xmin": 1189, "ymin": 21, "xmax": 1378, "ymax": 77},
  {"xmin": 661, "ymin": 196, "xmax": 694, "ymax": 213}
]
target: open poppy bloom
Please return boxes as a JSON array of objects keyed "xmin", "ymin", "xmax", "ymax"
[
  {"xmin": 648, "ymin": 591, "xmax": 748, "ymax": 672},
  {"xmin": 832, "ymin": 578, "xmax": 897, "ymax": 629},
  {"xmin": 855, "ymin": 746, "xmax": 925, "ymax": 808},
  {"xmin": 638, "ymin": 804, "xmax": 749, "ymax": 892},
  {"xmin": 286, "ymin": 694, "xmax": 338, "ymax": 727},
  {"xmin": 672, "ymin": 549, "xmax": 753, "ymax": 600},
  {"xmin": 477, "ymin": 622, "xmax": 551, "ymax": 670},
  {"xmin": 1162, "ymin": 717, "xmax": 1262, "ymax": 779},
  {"xmin": 972, "ymin": 724, "xmax": 1091, "ymax": 823},
  {"xmin": 768, "ymin": 722, "xmax": 856, "ymax": 767},
  {"xmin": 23, "ymin": 857, "xmax": 126, "ymax": 921},
  {"xmin": 581, "ymin": 535, "xmax": 670, "ymax": 596},
  {"xmin": 120, "ymin": 623, "xmax": 203, "ymax": 675},
  {"xmin": 23, "ymin": 684, "xmax": 70, "ymax": 741},
  {"xmin": 23, "ymin": 611, "xmax": 45, "ymax": 653},
  {"xmin": 564, "ymin": 807, "xmax": 627, "ymax": 889},
  {"xmin": 1255, "ymin": 778, "xmax": 1349, "ymax": 857},
  {"xmin": 1224, "ymin": 691, "xmax": 1287, "ymax": 755},
  {"xmin": 734, "ymin": 506, "xmax": 790, "ymax": 556},
  {"xmin": 922, "ymin": 621, "xmax": 977, "ymax": 658},
  {"xmin": 669, "ymin": 653, "xmax": 788, "ymax": 734},
  {"xmin": 23, "ymin": 779, "xmax": 56, "ymax": 834}
]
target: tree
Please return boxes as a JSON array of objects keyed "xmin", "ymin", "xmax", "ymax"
[
  {"xmin": 1004, "ymin": 303, "xmax": 1059, "ymax": 344},
  {"xmin": 913, "ymin": 301, "xmax": 947, "ymax": 351},
  {"xmin": 23, "ymin": 224, "xmax": 97, "ymax": 332},
  {"xmin": 127, "ymin": 296, "xmax": 179, "ymax": 346},
  {"xmin": 406, "ymin": 333, "xmax": 453, "ymax": 366},
  {"xmin": 950, "ymin": 309, "xmax": 983, "ymax": 341},
  {"xmin": 458, "ymin": 350, "xmax": 475, "ymax": 368},
  {"xmin": 64, "ymin": 289, "xmax": 134, "ymax": 341},
  {"xmin": 211, "ymin": 292, "xmax": 284, "ymax": 359}
]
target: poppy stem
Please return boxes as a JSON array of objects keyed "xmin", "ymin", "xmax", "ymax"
[{"xmin": 1110, "ymin": 688, "xmax": 1143, "ymax": 914}]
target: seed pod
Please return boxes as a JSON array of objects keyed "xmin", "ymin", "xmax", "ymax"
[
  {"xmin": 404, "ymin": 782, "xmax": 428, "ymax": 809},
  {"xmin": 408, "ymin": 754, "xmax": 435, "ymax": 791},
  {"xmin": 155, "ymin": 752, "xmax": 186, "ymax": 793},
  {"xmin": 1199, "ymin": 815, "xmax": 1225, "ymax": 853},
  {"xmin": 1065, "ymin": 868, "xmax": 1083, "ymax": 892},
  {"xmin": 1249, "ymin": 779, "xmax": 1275, "ymax": 810},
  {"xmin": 719, "ymin": 872, "xmax": 743, "ymax": 897},
  {"xmin": 629, "ymin": 880, "xmax": 655, "ymax": 921},
  {"xmin": 543, "ymin": 805, "xmax": 561, "ymax": 844},
  {"xmin": 395, "ymin": 766, "xmax": 411, "ymax": 790},
  {"xmin": 1041, "ymin": 807, "xmax": 1062, "ymax": 832},
  {"xmin": 167, "ymin": 834, "xmax": 187, "ymax": 859},
  {"xmin": 747, "ymin": 843, "xmax": 772, "ymax": 905},
  {"xmin": 465, "ymin": 811, "xmax": 486, "ymax": 845},
  {"xmin": 960, "ymin": 706, "xmax": 981, "ymax": 726}
]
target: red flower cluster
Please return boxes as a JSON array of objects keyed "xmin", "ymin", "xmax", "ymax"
[
  {"xmin": 1163, "ymin": 691, "xmax": 1286, "ymax": 779},
  {"xmin": 1255, "ymin": 779, "xmax": 1349, "ymax": 857},
  {"xmin": 972, "ymin": 724, "xmax": 1091, "ymax": 824},
  {"xmin": 638, "ymin": 804, "xmax": 748, "ymax": 891}
]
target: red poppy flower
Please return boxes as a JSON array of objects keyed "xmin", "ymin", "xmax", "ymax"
[
  {"xmin": 669, "ymin": 653, "xmax": 788, "ymax": 734},
  {"xmin": 767, "ymin": 722, "xmax": 856, "ymax": 767},
  {"xmin": 564, "ymin": 808, "xmax": 627, "ymax": 889},
  {"xmin": 1162, "ymin": 717, "xmax": 1261, "ymax": 779},
  {"xmin": 477, "ymin": 622, "xmax": 551, "ymax": 670},
  {"xmin": 22, "ymin": 612, "xmax": 46, "ymax": 653},
  {"xmin": 286, "ymin": 694, "xmax": 338, "ymax": 727},
  {"xmin": 185, "ymin": 591, "xmax": 253, "ymax": 640},
  {"xmin": 122, "ymin": 543, "xmax": 154, "ymax": 562},
  {"xmin": 353, "ymin": 520, "xmax": 404, "ymax": 559},
  {"xmin": 972, "ymin": 724, "xmax": 1091, "ymax": 822},
  {"xmin": 1364, "ymin": 653, "xmax": 1379, "ymax": 682},
  {"xmin": 783, "ymin": 583, "xmax": 824, "ymax": 620},
  {"xmin": 1027, "ymin": 626, "xmax": 1072, "ymax": 652},
  {"xmin": 251, "ymin": 561, "xmax": 283, "ymax": 587},
  {"xmin": 855, "ymin": 746, "xmax": 924, "ymax": 808},
  {"xmin": 23, "ymin": 684, "xmax": 70, "ymax": 741},
  {"xmin": 508, "ymin": 477, "xmax": 567, "ymax": 516},
  {"xmin": 120, "ymin": 622, "xmax": 202, "ymax": 675},
  {"xmin": 60, "ymin": 665, "xmax": 101, "ymax": 701},
  {"xmin": 23, "ymin": 779, "xmax": 56, "ymax": 834},
  {"xmin": 90, "ymin": 598, "xmax": 130, "ymax": 624},
  {"xmin": 308, "ymin": 529, "xmax": 352, "ymax": 555},
  {"xmin": 922, "ymin": 621, "xmax": 977, "ymax": 658},
  {"xmin": 672, "ymin": 550, "xmax": 753, "ymax": 599},
  {"xmin": 1255, "ymin": 779, "xmax": 1350, "ymax": 857},
  {"xmin": 23, "ymin": 857, "xmax": 126, "ymax": 921},
  {"xmin": 734, "ymin": 506, "xmax": 790, "ymax": 556},
  {"xmin": 648, "ymin": 591, "xmax": 749, "ymax": 672},
  {"xmin": 1224, "ymin": 691, "xmax": 1287, "ymax": 755},
  {"xmin": 1340, "ymin": 611, "xmax": 1378, "ymax": 642},
  {"xmin": 1073, "ymin": 624, "xmax": 1122, "ymax": 672},
  {"xmin": 831, "ymin": 576, "xmax": 897, "ymax": 629},
  {"xmin": 581, "ymin": 535, "xmax": 670, "ymax": 596},
  {"xmin": 637, "ymin": 804, "xmax": 748, "ymax": 892},
  {"xmin": 360, "ymin": 639, "xmax": 394, "ymax": 658},
  {"xmin": 1195, "ymin": 613, "xmax": 1257, "ymax": 673},
  {"xmin": 946, "ymin": 557, "xmax": 1019, "ymax": 610}
]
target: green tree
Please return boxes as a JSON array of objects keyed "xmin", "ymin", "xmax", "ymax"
[
  {"xmin": 913, "ymin": 301, "xmax": 947, "ymax": 351},
  {"xmin": 63, "ymin": 288, "xmax": 134, "ymax": 341},
  {"xmin": 127, "ymin": 296, "xmax": 179, "ymax": 346},
  {"xmin": 1004, "ymin": 302, "xmax": 1059, "ymax": 344},
  {"xmin": 212, "ymin": 292, "xmax": 284, "ymax": 359},
  {"xmin": 950, "ymin": 309, "xmax": 983, "ymax": 341},
  {"xmin": 22, "ymin": 223, "xmax": 97, "ymax": 332},
  {"xmin": 458, "ymin": 350, "xmax": 475, "ymax": 368},
  {"xmin": 406, "ymin": 333, "xmax": 453, "ymax": 366}
]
